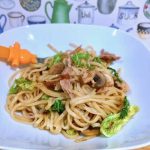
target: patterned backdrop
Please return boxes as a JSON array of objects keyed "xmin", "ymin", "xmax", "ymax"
[
  {"xmin": 0, "ymin": 1, "xmax": 150, "ymax": 149},
  {"xmin": 0, "ymin": 0, "xmax": 150, "ymax": 42}
]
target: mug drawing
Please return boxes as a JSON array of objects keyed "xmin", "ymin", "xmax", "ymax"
[
  {"xmin": 27, "ymin": 15, "xmax": 46, "ymax": 25},
  {"xmin": 137, "ymin": 22, "xmax": 150, "ymax": 39},
  {"xmin": 0, "ymin": 14, "xmax": 7, "ymax": 33},
  {"xmin": 8, "ymin": 12, "xmax": 25, "ymax": 28}
]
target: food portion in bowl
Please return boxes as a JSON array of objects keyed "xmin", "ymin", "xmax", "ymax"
[{"xmin": 6, "ymin": 44, "xmax": 139, "ymax": 142}]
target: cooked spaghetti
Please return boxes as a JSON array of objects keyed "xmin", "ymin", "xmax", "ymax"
[{"xmin": 6, "ymin": 45, "xmax": 134, "ymax": 142}]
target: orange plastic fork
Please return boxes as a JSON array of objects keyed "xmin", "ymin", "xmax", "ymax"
[{"xmin": 0, "ymin": 42, "xmax": 37, "ymax": 67}]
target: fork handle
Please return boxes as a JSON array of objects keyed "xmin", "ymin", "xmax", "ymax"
[
  {"xmin": 0, "ymin": 46, "xmax": 10, "ymax": 59},
  {"xmin": 0, "ymin": 42, "xmax": 37, "ymax": 67}
]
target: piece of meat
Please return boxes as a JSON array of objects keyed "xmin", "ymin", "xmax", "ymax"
[
  {"xmin": 100, "ymin": 49, "xmax": 120, "ymax": 64},
  {"xmin": 63, "ymin": 56, "xmax": 72, "ymax": 67},
  {"xmin": 60, "ymin": 79, "xmax": 72, "ymax": 93},
  {"xmin": 60, "ymin": 79, "xmax": 74, "ymax": 98},
  {"xmin": 60, "ymin": 74, "xmax": 70, "ymax": 80},
  {"xmin": 103, "ymin": 73, "xmax": 114, "ymax": 87},
  {"xmin": 49, "ymin": 63, "xmax": 65, "ymax": 75},
  {"xmin": 44, "ymin": 80, "xmax": 59, "ymax": 89},
  {"xmin": 82, "ymin": 71, "xmax": 95, "ymax": 84},
  {"xmin": 70, "ymin": 46, "xmax": 82, "ymax": 55},
  {"xmin": 62, "ymin": 67, "xmax": 75, "ymax": 76},
  {"xmin": 54, "ymin": 83, "xmax": 61, "ymax": 91},
  {"xmin": 44, "ymin": 80, "xmax": 61, "ymax": 91},
  {"xmin": 89, "ymin": 50, "xmax": 96, "ymax": 57},
  {"xmin": 115, "ymin": 81, "xmax": 129, "ymax": 93}
]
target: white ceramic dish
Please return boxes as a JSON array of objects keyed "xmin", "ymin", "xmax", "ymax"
[{"xmin": 0, "ymin": 24, "xmax": 150, "ymax": 150}]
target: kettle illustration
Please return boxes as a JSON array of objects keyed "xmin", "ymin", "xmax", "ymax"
[
  {"xmin": 0, "ymin": 14, "xmax": 7, "ymax": 34},
  {"xmin": 45, "ymin": 0, "xmax": 72, "ymax": 23},
  {"xmin": 97, "ymin": 0, "xmax": 117, "ymax": 14}
]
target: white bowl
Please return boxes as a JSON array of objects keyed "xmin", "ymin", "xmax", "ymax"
[{"xmin": 0, "ymin": 24, "xmax": 150, "ymax": 150}]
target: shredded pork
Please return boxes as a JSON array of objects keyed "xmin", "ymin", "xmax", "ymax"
[{"xmin": 100, "ymin": 49, "xmax": 120, "ymax": 64}]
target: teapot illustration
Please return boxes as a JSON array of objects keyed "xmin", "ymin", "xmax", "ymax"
[
  {"xmin": 45, "ymin": 0, "xmax": 72, "ymax": 23},
  {"xmin": 0, "ymin": 14, "xmax": 7, "ymax": 34}
]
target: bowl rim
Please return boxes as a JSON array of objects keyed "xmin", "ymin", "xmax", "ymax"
[{"xmin": 0, "ymin": 24, "xmax": 150, "ymax": 150}]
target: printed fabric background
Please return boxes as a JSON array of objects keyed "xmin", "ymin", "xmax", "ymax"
[
  {"xmin": 0, "ymin": 0, "xmax": 150, "ymax": 46},
  {"xmin": 0, "ymin": 1, "xmax": 150, "ymax": 149}
]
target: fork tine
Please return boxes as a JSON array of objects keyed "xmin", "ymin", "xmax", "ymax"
[{"xmin": 37, "ymin": 57, "xmax": 47, "ymax": 63}]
